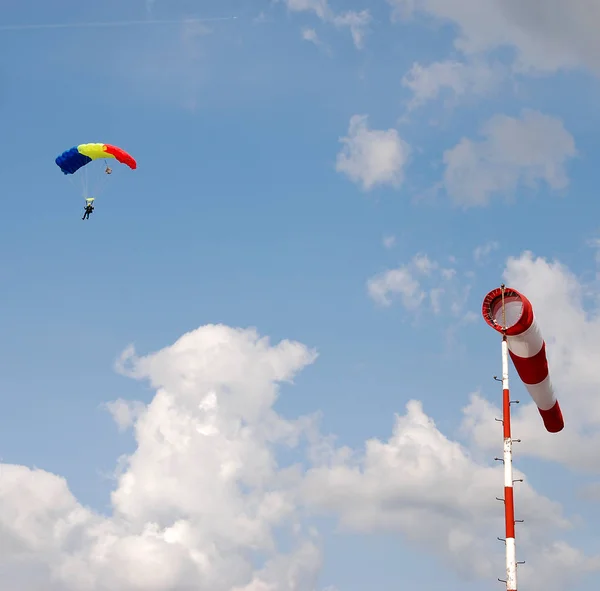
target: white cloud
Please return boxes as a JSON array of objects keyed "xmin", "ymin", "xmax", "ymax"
[
  {"xmin": 579, "ymin": 483, "xmax": 600, "ymax": 501},
  {"xmin": 301, "ymin": 27, "xmax": 320, "ymax": 44},
  {"xmin": 386, "ymin": 0, "xmax": 600, "ymax": 74},
  {"xmin": 0, "ymin": 325, "xmax": 320, "ymax": 590},
  {"xmin": 281, "ymin": 0, "xmax": 371, "ymax": 49},
  {"xmin": 301, "ymin": 399, "xmax": 598, "ymax": 588},
  {"xmin": 412, "ymin": 253, "xmax": 437, "ymax": 275},
  {"xmin": 402, "ymin": 60, "xmax": 504, "ymax": 110},
  {"xmin": 442, "ymin": 109, "xmax": 576, "ymax": 207},
  {"xmin": 285, "ymin": 0, "xmax": 329, "ymax": 20},
  {"xmin": 104, "ymin": 399, "xmax": 146, "ymax": 432},
  {"xmin": 331, "ymin": 10, "xmax": 371, "ymax": 49},
  {"xmin": 367, "ymin": 266, "xmax": 425, "ymax": 308},
  {"xmin": 367, "ymin": 253, "xmax": 469, "ymax": 320},
  {"xmin": 301, "ymin": 28, "xmax": 332, "ymax": 55},
  {"xmin": 429, "ymin": 287, "xmax": 444, "ymax": 314},
  {"xmin": 336, "ymin": 115, "xmax": 411, "ymax": 191}
]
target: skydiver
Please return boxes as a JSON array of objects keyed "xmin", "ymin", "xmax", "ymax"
[
  {"xmin": 105, "ymin": 165, "xmax": 112, "ymax": 174},
  {"xmin": 82, "ymin": 200, "xmax": 94, "ymax": 220}
]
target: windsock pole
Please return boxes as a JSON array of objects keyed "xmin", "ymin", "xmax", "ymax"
[{"xmin": 498, "ymin": 285, "xmax": 518, "ymax": 591}]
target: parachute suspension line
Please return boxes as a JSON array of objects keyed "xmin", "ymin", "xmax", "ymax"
[
  {"xmin": 87, "ymin": 159, "xmax": 115, "ymax": 201},
  {"xmin": 64, "ymin": 169, "xmax": 85, "ymax": 201},
  {"xmin": 86, "ymin": 163, "xmax": 95, "ymax": 200},
  {"xmin": 88, "ymin": 162, "xmax": 112, "ymax": 201},
  {"xmin": 97, "ymin": 160, "xmax": 113, "ymax": 195},
  {"xmin": 65, "ymin": 174, "xmax": 78, "ymax": 194},
  {"xmin": 82, "ymin": 165, "xmax": 89, "ymax": 200},
  {"xmin": 63, "ymin": 161, "xmax": 111, "ymax": 205}
]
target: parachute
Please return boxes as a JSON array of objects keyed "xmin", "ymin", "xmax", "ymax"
[
  {"xmin": 56, "ymin": 143, "xmax": 136, "ymax": 175},
  {"xmin": 55, "ymin": 143, "xmax": 136, "ymax": 209}
]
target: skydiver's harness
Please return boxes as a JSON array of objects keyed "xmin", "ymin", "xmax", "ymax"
[{"xmin": 83, "ymin": 197, "xmax": 95, "ymax": 220}]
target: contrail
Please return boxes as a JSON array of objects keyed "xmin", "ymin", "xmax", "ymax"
[{"xmin": 0, "ymin": 16, "xmax": 237, "ymax": 32}]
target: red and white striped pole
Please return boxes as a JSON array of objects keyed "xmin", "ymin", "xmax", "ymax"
[
  {"xmin": 484, "ymin": 285, "xmax": 520, "ymax": 590},
  {"xmin": 501, "ymin": 328, "xmax": 517, "ymax": 591}
]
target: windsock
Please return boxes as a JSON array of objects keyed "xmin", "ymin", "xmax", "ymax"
[{"xmin": 482, "ymin": 287, "xmax": 564, "ymax": 433}]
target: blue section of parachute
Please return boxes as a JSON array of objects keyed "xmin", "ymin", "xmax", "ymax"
[{"xmin": 55, "ymin": 147, "xmax": 92, "ymax": 175}]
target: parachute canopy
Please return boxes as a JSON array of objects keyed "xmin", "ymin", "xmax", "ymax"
[{"xmin": 56, "ymin": 143, "xmax": 136, "ymax": 175}]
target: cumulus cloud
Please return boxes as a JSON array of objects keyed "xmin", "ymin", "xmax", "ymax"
[
  {"xmin": 367, "ymin": 253, "xmax": 470, "ymax": 319},
  {"xmin": 104, "ymin": 399, "xmax": 146, "ymax": 432},
  {"xmin": 0, "ymin": 316, "xmax": 598, "ymax": 589},
  {"xmin": 386, "ymin": 0, "xmax": 600, "ymax": 74},
  {"xmin": 367, "ymin": 265, "xmax": 425, "ymax": 309},
  {"xmin": 402, "ymin": 60, "xmax": 504, "ymax": 110},
  {"xmin": 301, "ymin": 399, "xmax": 599, "ymax": 588},
  {"xmin": 0, "ymin": 325, "xmax": 320, "ymax": 590},
  {"xmin": 336, "ymin": 115, "xmax": 411, "ymax": 191},
  {"xmin": 281, "ymin": 0, "xmax": 371, "ymax": 49},
  {"xmin": 442, "ymin": 109, "xmax": 577, "ymax": 207}
]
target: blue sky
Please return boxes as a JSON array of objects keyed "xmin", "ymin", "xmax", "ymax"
[{"xmin": 1, "ymin": 1, "xmax": 600, "ymax": 590}]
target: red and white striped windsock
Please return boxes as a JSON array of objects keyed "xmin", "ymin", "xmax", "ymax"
[{"xmin": 482, "ymin": 287, "xmax": 564, "ymax": 433}]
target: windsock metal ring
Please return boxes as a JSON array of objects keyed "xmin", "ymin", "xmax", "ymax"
[{"xmin": 482, "ymin": 287, "xmax": 564, "ymax": 433}]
